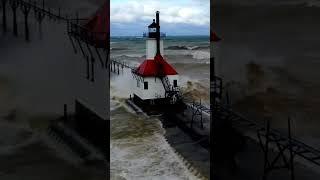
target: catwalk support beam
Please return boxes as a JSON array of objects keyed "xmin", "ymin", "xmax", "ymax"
[
  {"xmin": 91, "ymin": 57, "xmax": 95, "ymax": 82},
  {"xmin": 10, "ymin": 0, "xmax": 18, "ymax": 37},
  {"xmin": 86, "ymin": 56, "xmax": 90, "ymax": 80},
  {"xmin": 20, "ymin": 1, "xmax": 31, "ymax": 41},
  {"xmin": 259, "ymin": 118, "xmax": 295, "ymax": 180},
  {"xmin": 85, "ymin": 42, "xmax": 95, "ymax": 82},
  {"xmin": 34, "ymin": 1, "xmax": 45, "ymax": 40},
  {"xmin": 2, "ymin": 0, "xmax": 8, "ymax": 33},
  {"xmin": 190, "ymin": 100, "xmax": 207, "ymax": 129}
]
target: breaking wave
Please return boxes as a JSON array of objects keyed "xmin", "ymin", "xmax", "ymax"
[
  {"xmin": 191, "ymin": 51, "xmax": 210, "ymax": 60},
  {"xmin": 180, "ymin": 80, "xmax": 210, "ymax": 105},
  {"xmin": 165, "ymin": 51, "xmax": 209, "ymax": 61},
  {"xmin": 111, "ymin": 55, "xmax": 143, "ymax": 60},
  {"xmin": 165, "ymin": 45, "xmax": 209, "ymax": 50},
  {"xmin": 110, "ymin": 70, "xmax": 203, "ymax": 179},
  {"xmin": 110, "ymin": 103, "xmax": 202, "ymax": 180},
  {"xmin": 110, "ymin": 35, "xmax": 210, "ymax": 178},
  {"xmin": 0, "ymin": 121, "xmax": 36, "ymax": 155},
  {"xmin": 172, "ymin": 63, "xmax": 210, "ymax": 73},
  {"xmin": 111, "ymin": 47, "xmax": 129, "ymax": 51}
]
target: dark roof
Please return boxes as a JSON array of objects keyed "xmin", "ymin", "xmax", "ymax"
[{"xmin": 148, "ymin": 19, "xmax": 157, "ymax": 28}]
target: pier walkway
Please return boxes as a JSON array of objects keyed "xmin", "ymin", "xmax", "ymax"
[{"xmin": 216, "ymin": 104, "xmax": 320, "ymax": 166}]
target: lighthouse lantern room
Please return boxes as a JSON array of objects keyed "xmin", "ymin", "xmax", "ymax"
[{"xmin": 132, "ymin": 11, "xmax": 180, "ymax": 105}]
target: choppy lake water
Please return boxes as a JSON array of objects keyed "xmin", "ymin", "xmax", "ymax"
[{"xmin": 110, "ymin": 36, "xmax": 210, "ymax": 179}]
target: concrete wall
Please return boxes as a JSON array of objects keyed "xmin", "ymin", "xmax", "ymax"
[
  {"xmin": 167, "ymin": 75, "xmax": 179, "ymax": 88},
  {"xmin": 132, "ymin": 75, "xmax": 179, "ymax": 100}
]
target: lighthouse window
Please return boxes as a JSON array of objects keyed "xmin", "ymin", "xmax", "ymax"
[
  {"xmin": 149, "ymin": 28, "xmax": 156, "ymax": 32},
  {"xmin": 137, "ymin": 80, "xmax": 140, "ymax": 87},
  {"xmin": 144, "ymin": 82, "xmax": 148, "ymax": 90},
  {"xmin": 173, "ymin": 80, "xmax": 177, "ymax": 87}
]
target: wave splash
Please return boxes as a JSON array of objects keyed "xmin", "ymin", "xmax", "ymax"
[
  {"xmin": 165, "ymin": 45, "xmax": 209, "ymax": 50},
  {"xmin": 110, "ymin": 81, "xmax": 201, "ymax": 180}
]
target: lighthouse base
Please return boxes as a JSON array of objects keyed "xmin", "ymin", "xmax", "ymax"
[{"xmin": 131, "ymin": 94, "xmax": 186, "ymax": 115}]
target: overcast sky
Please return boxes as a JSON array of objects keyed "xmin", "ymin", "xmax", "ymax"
[
  {"xmin": 110, "ymin": 0, "xmax": 209, "ymax": 36},
  {"xmin": 213, "ymin": 0, "xmax": 320, "ymax": 6}
]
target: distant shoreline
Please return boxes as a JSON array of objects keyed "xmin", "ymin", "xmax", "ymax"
[{"xmin": 111, "ymin": 35, "xmax": 210, "ymax": 38}]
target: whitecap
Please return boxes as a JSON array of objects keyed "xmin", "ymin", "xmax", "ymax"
[{"xmin": 191, "ymin": 51, "xmax": 210, "ymax": 60}]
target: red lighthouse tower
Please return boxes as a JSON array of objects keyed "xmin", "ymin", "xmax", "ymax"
[{"xmin": 132, "ymin": 11, "xmax": 180, "ymax": 106}]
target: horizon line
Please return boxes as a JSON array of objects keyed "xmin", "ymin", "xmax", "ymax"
[{"xmin": 110, "ymin": 34, "xmax": 210, "ymax": 37}]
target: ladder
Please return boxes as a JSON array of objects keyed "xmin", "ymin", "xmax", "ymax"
[
  {"xmin": 161, "ymin": 76, "xmax": 171, "ymax": 92},
  {"xmin": 155, "ymin": 58, "xmax": 180, "ymax": 102},
  {"xmin": 160, "ymin": 75, "xmax": 181, "ymax": 104}
]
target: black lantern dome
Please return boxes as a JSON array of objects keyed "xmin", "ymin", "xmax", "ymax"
[
  {"xmin": 148, "ymin": 19, "xmax": 157, "ymax": 29},
  {"xmin": 148, "ymin": 19, "xmax": 158, "ymax": 38}
]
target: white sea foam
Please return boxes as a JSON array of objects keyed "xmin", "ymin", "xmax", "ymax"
[
  {"xmin": 110, "ymin": 108, "xmax": 201, "ymax": 180},
  {"xmin": 0, "ymin": 121, "xmax": 38, "ymax": 155},
  {"xmin": 191, "ymin": 51, "xmax": 210, "ymax": 60},
  {"xmin": 111, "ymin": 133, "xmax": 201, "ymax": 180},
  {"xmin": 111, "ymin": 71, "xmax": 202, "ymax": 179}
]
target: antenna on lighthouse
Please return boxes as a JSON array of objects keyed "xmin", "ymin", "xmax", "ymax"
[{"xmin": 156, "ymin": 11, "xmax": 161, "ymax": 56}]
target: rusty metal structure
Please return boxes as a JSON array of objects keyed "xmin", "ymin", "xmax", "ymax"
[
  {"xmin": 0, "ymin": 0, "xmax": 109, "ymax": 163},
  {"xmin": 210, "ymin": 30, "xmax": 320, "ymax": 180},
  {"xmin": 1, "ymin": 0, "xmax": 108, "ymax": 82},
  {"xmin": 211, "ymin": 78, "xmax": 320, "ymax": 179}
]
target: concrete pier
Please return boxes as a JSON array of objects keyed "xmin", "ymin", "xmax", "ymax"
[{"xmin": 125, "ymin": 99, "xmax": 211, "ymax": 178}]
